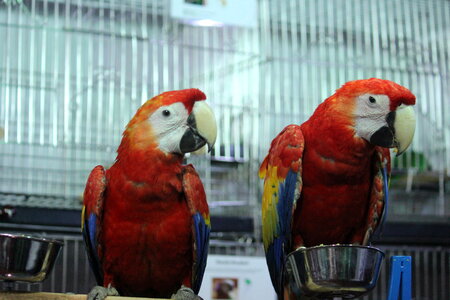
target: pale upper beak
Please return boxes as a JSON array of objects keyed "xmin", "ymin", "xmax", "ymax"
[
  {"xmin": 179, "ymin": 101, "xmax": 217, "ymax": 154},
  {"xmin": 369, "ymin": 104, "xmax": 416, "ymax": 156},
  {"xmin": 393, "ymin": 105, "xmax": 416, "ymax": 156}
]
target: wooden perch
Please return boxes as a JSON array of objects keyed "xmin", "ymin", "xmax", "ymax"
[{"xmin": 0, "ymin": 292, "xmax": 167, "ymax": 300}]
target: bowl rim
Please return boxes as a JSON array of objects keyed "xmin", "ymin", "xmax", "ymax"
[
  {"xmin": 290, "ymin": 244, "xmax": 385, "ymax": 255},
  {"xmin": 0, "ymin": 233, "xmax": 64, "ymax": 245}
]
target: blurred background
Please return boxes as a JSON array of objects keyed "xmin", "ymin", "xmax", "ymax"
[{"xmin": 0, "ymin": 0, "xmax": 449, "ymax": 299}]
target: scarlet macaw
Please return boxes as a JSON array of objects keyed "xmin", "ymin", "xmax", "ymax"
[
  {"xmin": 82, "ymin": 88, "xmax": 217, "ymax": 300},
  {"xmin": 259, "ymin": 78, "xmax": 416, "ymax": 297}
]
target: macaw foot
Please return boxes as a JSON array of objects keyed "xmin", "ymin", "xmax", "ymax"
[
  {"xmin": 87, "ymin": 285, "xmax": 119, "ymax": 300},
  {"xmin": 171, "ymin": 286, "xmax": 203, "ymax": 300}
]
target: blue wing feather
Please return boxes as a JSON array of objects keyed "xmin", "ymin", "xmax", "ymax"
[
  {"xmin": 82, "ymin": 212, "xmax": 104, "ymax": 285},
  {"xmin": 373, "ymin": 165, "xmax": 389, "ymax": 238},
  {"xmin": 261, "ymin": 125, "xmax": 304, "ymax": 298},
  {"xmin": 266, "ymin": 238, "xmax": 284, "ymax": 294},
  {"xmin": 88, "ymin": 213, "xmax": 97, "ymax": 249},
  {"xmin": 278, "ymin": 170, "xmax": 297, "ymax": 238},
  {"xmin": 381, "ymin": 165, "xmax": 389, "ymax": 225},
  {"xmin": 192, "ymin": 212, "xmax": 210, "ymax": 294},
  {"xmin": 182, "ymin": 165, "xmax": 211, "ymax": 295},
  {"xmin": 81, "ymin": 165, "xmax": 106, "ymax": 286},
  {"xmin": 266, "ymin": 169, "xmax": 298, "ymax": 296}
]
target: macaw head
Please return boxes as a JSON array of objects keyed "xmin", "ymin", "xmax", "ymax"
[
  {"xmin": 330, "ymin": 78, "xmax": 416, "ymax": 155},
  {"xmin": 121, "ymin": 88, "xmax": 217, "ymax": 156}
]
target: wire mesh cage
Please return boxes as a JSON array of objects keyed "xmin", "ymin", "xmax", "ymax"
[{"xmin": 0, "ymin": 0, "xmax": 449, "ymax": 235}]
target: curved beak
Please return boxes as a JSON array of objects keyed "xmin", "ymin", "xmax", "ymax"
[
  {"xmin": 179, "ymin": 101, "xmax": 217, "ymax": 154},
  {"xmin": 370, "ymin": 105, "xmax": 416, "ymax": 156},
  {"xmin": 393, "ymin": 105, "xmax": 416, "ymax": 156}
]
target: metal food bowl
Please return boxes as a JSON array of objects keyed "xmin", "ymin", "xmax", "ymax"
[
  {"xmin": 284, "ymin": 244, "xmax": 384, "ymax": 299},
  {"xmin": 0, "ymin": 233, "xmax": 64, "ymax": 283}
]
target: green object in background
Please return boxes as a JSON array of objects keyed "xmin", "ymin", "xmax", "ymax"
[
  {"xmin": 392, "ymin": 151, "xmax": 429, "ymax": 171},
  {"xmin": 185, "ymin": 0, "xmax": 205, "ymax": 5}
]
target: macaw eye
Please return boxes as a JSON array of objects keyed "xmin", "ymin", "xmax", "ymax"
[
  {"xmin": 369, "ymin": 96, "xmax": 376, "ymax": 103},
  {"xmin": 162, "ymin": 110, "xmax": 171, "ymax": 117}
]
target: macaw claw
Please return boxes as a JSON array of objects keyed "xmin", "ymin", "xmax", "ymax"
[
  {"xmin": 87, "ymin": 285, "xmax": 119, "ymax": 300},
  {"xmin": 171, "ymin": 286, "xmax": 203, "ymax": 300}
]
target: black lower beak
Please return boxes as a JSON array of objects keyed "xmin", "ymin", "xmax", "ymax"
[
  {"xmin": 369, "ymin": 111, "xmax": 396, "ymax": 148},
  {"xmin": 180, "ymin": 128, "xmax": 207, "ymax": 153},
  {"xmin": 180, "ymin": 113, "xmax": 207, "ymax": 154}
]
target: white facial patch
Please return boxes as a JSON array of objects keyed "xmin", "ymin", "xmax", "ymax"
[
  {"xmin": 148, "ymin": 102, "xmax": 189, "ymax": 153},
  {"xmin": 354, "ymin": 94, "xmax": 391, "ymax": 141}
]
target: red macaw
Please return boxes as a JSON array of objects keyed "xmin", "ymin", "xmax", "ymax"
[
  {"xmin": 259, "ymin": 78, "xmax": 416, "ymax": 298},
  {"xmin": 82, "ymin": 88, "xmax": 217, "ymax": 300}
]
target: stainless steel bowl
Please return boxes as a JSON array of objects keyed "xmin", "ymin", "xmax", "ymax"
[
  {"xmin": 284, "ymin": 244, "xmax": 384, "ymax": 299},
  {"xmin": 0, "ymin": 233, "xmax": 64, "ymax": 283}
]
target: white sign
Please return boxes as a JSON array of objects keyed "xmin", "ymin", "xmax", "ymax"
[
  {"xmin": 199, "ymin": 255, "xmax": 277, "ymax": 300},
  {"xmin": 170, "ymin": 0, "xmax": 258, "ymax": 28}
]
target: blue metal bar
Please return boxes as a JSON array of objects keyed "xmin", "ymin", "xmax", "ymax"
[{"xmin": 387, "ymin": 256, "xmax": 412, "ymax": 300}]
